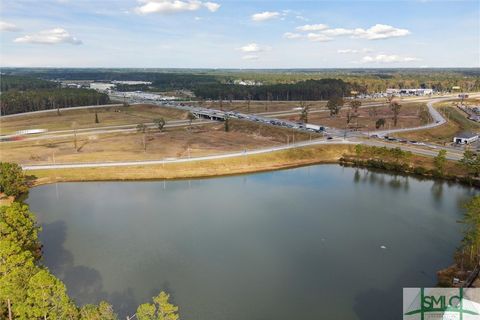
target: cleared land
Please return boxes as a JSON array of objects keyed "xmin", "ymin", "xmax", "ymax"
[
  {"xmin": 396, "ymin": 98, "xmax": 480, "ymax": 144},
  {"xmin": 26, "ymin": 141, "xmax": 469, "ymax": 186},
  {"xmin": 0, "ymin": 104, "xmax": 188, "ymax": 135},
  {"xmin": 28, "ymin": 144, "xmax": 354, "ymax": 185},
  {"xmin": 277, "ymin": 102, "xmax": 431, "ymax": 131},
  {"xmin": 1, "ymin": 120, "xmax": 318, "ymax": 165}
]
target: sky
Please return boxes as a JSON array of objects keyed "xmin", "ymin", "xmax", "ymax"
[{"xmin": 0, "ymin": 0, "xmax": 479, "ymax": 68}]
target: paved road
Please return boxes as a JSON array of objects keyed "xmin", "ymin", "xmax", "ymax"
[
  {"xmin": 22, "ymin": 138, "xmax": 354, "ymax": 170},
  {"xmin": 2, "ymin": 119, "xmax": 214, "ymax": 143},
  {"xmin": 11, "ymin": 93, "xmax": 477, "ymax": 171},
  {"xmin": 357, "ymin": 138, "xmax": 464, "ymax": 161},
  {"xmin": 1, "ymin": 104, "xmax": 123, "ymax": 119},
  {"xmin": 1, "ymin": 93, "xmax": 466, "ymax": 142},
  {"xmin": 371, "ymin": 96, "xmax": 450, "ymax": 137}
]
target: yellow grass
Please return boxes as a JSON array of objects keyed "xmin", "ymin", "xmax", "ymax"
[
  {"xmin": 29, "ymin": 144, "xmax": 354, "ymax": 185},
  {"xmin": 1, "ymin": 120, "xmax": 317, "ymax": 165},
  {"xmin": 396, "ymin": 103, "xmax": 480, "ymax": 144},
  {"xmin": 0, "ymin": 104, "xmax": 188, "ymax": 135},
  {"xmin": 278, "ymin": 102, "xmax": 429, "ymax": 131}
]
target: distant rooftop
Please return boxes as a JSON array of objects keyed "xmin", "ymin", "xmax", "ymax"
[{"xmin": 455, "ymin": 131, "xmax": 479, "ymax": 139}]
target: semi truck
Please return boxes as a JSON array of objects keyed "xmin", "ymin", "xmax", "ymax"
[
  {"xmin": 305, "ymin": 123, "xmax": 324, "ymax": 132},
  {"xmin": 15, "ymin": 129, "xmax": 48, "ymax": 135}
]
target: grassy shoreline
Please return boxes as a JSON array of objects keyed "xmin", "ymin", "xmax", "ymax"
[{"xmin": 28, "ymin": 144, "xmax": 355, "ymax": 186}]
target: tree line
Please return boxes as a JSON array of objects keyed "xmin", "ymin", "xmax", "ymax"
[
  {"xmin": 4, "ymin": 70, "xmax": 220, "ymax": 91},
  {"xmin": 193, "ymin": 79, "xmax": 352, "ymax": 101},
  {"xmin": 4, "ymin": 68, "xmax": 479, "ymax": 95},
  {"xmin": 0, "ymin": 89, "xmax": 110, "ymax": 115},
  {"xmin": 1, "ymin": 75, "xmax": 58, "ymax": 92},
  {"xmin": 0, "ymin": 162, "xmax": 180, "ymax": 320}
]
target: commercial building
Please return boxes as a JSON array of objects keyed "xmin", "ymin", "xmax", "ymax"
[
  {"xmin": 453, "ymin": 132, "xmax": 479, "ymax": 144},
  {"xmin": 386, "ymin": 88, "xmax": 434, "ymax": 96},
  {"xmin": 90, "ymin": 82, "xmax": 116, "ymax": 92}
]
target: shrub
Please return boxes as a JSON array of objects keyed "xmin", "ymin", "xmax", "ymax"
[{"xmin": 0, "ymin": 162, "xmax": 29, "ymax": 198}]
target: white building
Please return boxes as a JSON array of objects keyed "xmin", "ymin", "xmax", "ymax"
[
  {"xmin": 453, "ymin": 132, "xmax": 479, "ymax": 144},
  {"xmin": 90, "ymin": 82, "xmax": 115, "ymax": 92},
  {"xmin": 386, "ymin": 88, "xmax": 434, "ymax": 96}
]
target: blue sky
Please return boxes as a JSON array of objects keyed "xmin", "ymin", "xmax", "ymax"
[{"xmin": 0, "ymin": 0, "xmax": 478, "ymax": 68}]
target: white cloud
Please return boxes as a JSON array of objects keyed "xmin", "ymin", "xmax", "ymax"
[
  {"xmin": 251, "ymin": 11, "xmax": 280, "ymax": 22},
  {"xmin": 296, "ymin": 24, "xmax": 328, "ymax": 31},
  {"xmin": 14, "ymin": 28, "xmax": 82, "ymax": 45},
  {"xmin": 322, "ymin": 28, "xmax": 355, "ymax": 37},
  {"xmin": 338, "ymin": 49, "xmax": 359, "ymax": 54},
  {"xmin": 239, "ymin": 43, "xmax": 262, "ymax": 53},
  {"xmin": 203, "ymin": 2, "xmax": 220, "ymax": 12},
  {"xmin": 287, "ymin": 23, "xmax": 410, "ymax": 42},
  {"xmin": 134, "ymin": 0, "xmax": 220, "ymax": 15},
  {"xmin": 0, "ymin": 21, "xmax": 21, "ymax": 32},
  {"xmin": 242, "ymin": 54, "xmax": 259, "ymax": 60},
  {"xmin": 352, "ymin": 24, "xmax": 410, "ymax": 40},
  {"xmin": 283, "ymin": 32, "xmax": 302, "ymax": 39},
  {"xmin": 338, "ymin": 48, "xmax": 371, "ymax": 54},
  {"xmin": 361, "ymin": 54, "xmax": 420, "ymax": 63},
  {"xmin": 306, "ymin": 33, "xmax": 332, "ymax": 42},
  {"xmin": 295, "ymin": 15, "xmax": 308, "ymax": 21}
]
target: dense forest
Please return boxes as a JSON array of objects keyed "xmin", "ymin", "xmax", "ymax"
[
  {"xmin": 0, "ymin": 88, "xmax": 109, "ymax": 115},
  {"xmin": 3, "ymin": 68, "xmax": 478, "ymax": 93},
  {"xmin": 0, "ymin": 75, "xmax": 58, "ymax": 91},
  {"xmin": 2, "ymin": 69, "xmax": 220, "ymax": 90},
  {"xmin": 193, "ymin": 79, "xmax": 353, "ymax": 100}
]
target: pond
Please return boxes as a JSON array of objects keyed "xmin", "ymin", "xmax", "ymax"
[{"xmin": 26, "ymin": 165, "xmax": 476, "ymax": 319}]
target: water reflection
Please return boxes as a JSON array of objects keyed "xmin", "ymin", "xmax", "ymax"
[
  {"xmin": 41, "ymin": 221, "xmax": 138, "ymax": 315},
  {"xmin": 353, "ymin": 168, "xmax": 410, "ymax": 192},
  {"xmin": 28, "ymin": 165, "xmax": 477, "ymax": 320}
]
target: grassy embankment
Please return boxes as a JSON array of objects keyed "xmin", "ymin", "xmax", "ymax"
[
  {"xmin": 0, "ymin": 104, "xmax": 188, "ymax": 135},
  {"xmin": 340, "ymin": 144, "xmax": 475, "ymax": 186},
  {"xmin": 397, "ymin": 99, "xmax": 480, "ymax": 145},
  {"xmin": 28, "ymin": 144, "xmax": 354, "ymax": 185},
  {"xmin": 27, "ymin": 141, "xmax": 474, "ymax": 186},
  {"xmin": 1, "ymin": 119, "xmax": 316, "ymax": 164}
]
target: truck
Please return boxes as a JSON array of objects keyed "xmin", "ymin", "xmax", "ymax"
[
  {"xmin": 15, "ymin": 129, "xmax": 48, "ymax": 135},
  {"xmin": 305, "ymin": 123, "xmax": 324, "ymax": 132}
]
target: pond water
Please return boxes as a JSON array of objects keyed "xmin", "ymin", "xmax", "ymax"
[{"xmin": 26, "ymin": 165, "xmax": 476, "ymax": 319}]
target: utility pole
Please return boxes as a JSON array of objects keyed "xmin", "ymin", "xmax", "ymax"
[
  {"xmin": 53, "ymin": 152, "xmax": 59, "ymax": 200},
  {"xmin": 143, "ymin": 132, "xmax": 146, "ymax": 152},
  {"xmin": 72, "ymin": 122, "xmax": 78, "ymax": 152}
]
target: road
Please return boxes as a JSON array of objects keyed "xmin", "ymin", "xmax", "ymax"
[
  {"xmin": 371, "ymin": 96, "xmax": 449, "ymax": 137},
  {"xmin": 2, "ymin": 93, "xmax": 467, "ymax": 143},
  {"xmin": 21, "ymin": 138, "xmax": 354, "ymax": 170},
  {"xmin": 2, "ymin": 119, "xmax": 214, "ymax": 143},
  {"xmin": 6, "ymin": 92, "xmax": 476, "ymax": 171},
  {"xmin": 1, "ymin": 104, "xmax": 123, "ymax": 119}
]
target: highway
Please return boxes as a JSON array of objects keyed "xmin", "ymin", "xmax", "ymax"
[
  {"xmin": 2, "ymin": 119, "xmax": 215, "ymax": 143},
  {"xmin": 372, "ymin": 96, "xmax": 449, "ymax": 137},
  {"xmin": 2, "ymin": 93, "xmax": 468, "ymax": 143},
  {"xmin": 3, "ymin": 92, "xmax": 476, "ymax": 171},
  {"xmin": 21, "ymin": 137, "xmax": 354, "ymax": 170}
]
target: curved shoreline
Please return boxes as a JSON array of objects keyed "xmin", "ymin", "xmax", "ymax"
[{"xmin": 28, "ymin": 144, "xmax": 355, "ymax": 186}]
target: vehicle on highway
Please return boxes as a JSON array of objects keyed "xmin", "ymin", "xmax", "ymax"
[
  {"xmin": 305, "ymin": 123, "xmax": 324, "ymax": 132},
  {"xmin": 15, "ymin": 129, "xmax": 48, "ymax": 135}
]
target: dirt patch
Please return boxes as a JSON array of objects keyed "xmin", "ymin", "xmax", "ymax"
[
  {"xmin": 0, "ymin": 104, "xmax": 188, "ymax": 135},
  {"xmin": 1, "ymin": 120, "xmax": 319, "ymax": 165}
]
